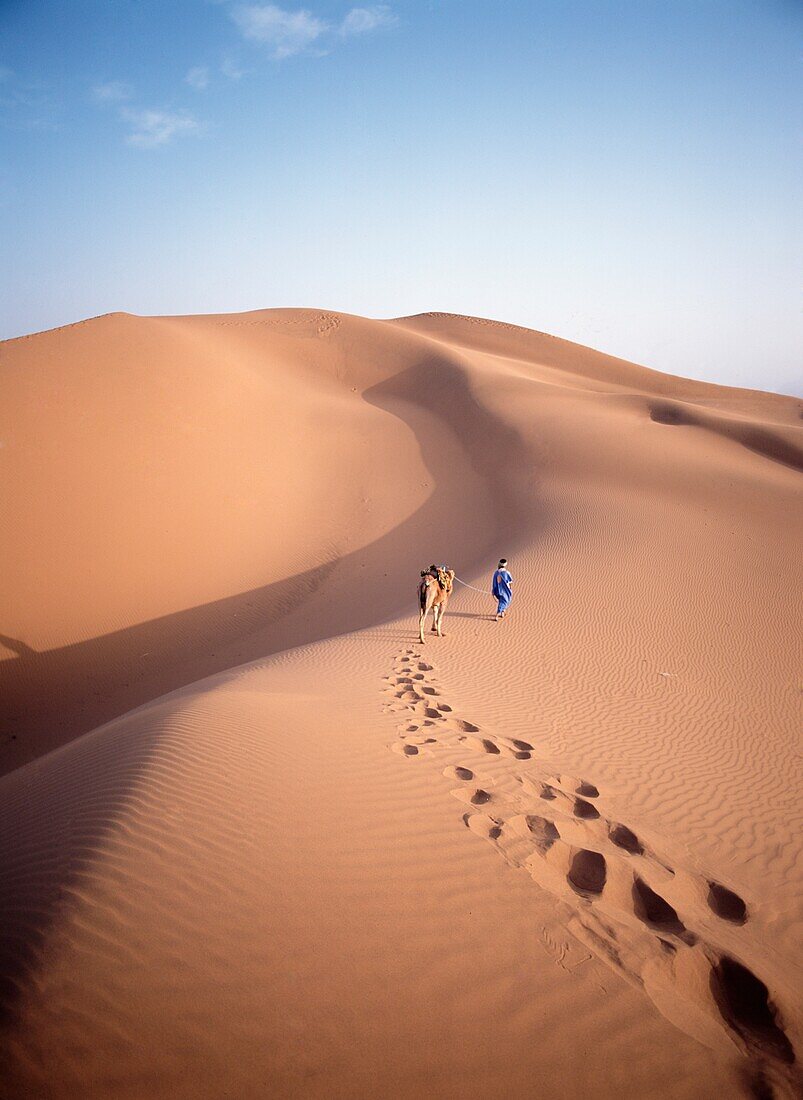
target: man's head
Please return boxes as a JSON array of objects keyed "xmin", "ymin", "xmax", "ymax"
[{"xmin": 498, "ymin": 558, "xmax": 507, "ymax": 568}]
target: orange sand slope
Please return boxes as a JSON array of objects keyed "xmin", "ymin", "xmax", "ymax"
[{"xmin": 1, "ymin": 309, "xmax": 801, "ymax": 1098}]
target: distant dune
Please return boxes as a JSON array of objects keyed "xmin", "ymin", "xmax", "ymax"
[{"xmin": 1, "ymin": 309, "xmax": 801, "ymax": 1098}]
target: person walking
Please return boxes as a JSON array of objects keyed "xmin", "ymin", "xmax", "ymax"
[{"xmin": 492, "ymin": 558, "xmax": 513, "ymax": 621}]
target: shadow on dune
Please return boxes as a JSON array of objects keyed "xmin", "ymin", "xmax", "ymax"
[
  {"xmin": 0, "ymin": 353, "xmax": 544, "ymax": 1037},
  {"xmin": 0, "ymin": 354, "xmax": 536, "ymax": 778},
  {"xmin": 0, "ymin": 702, "xmax": 178, "ymax": 1035},
  {"xmin": 649, "ymin": 402, "xmax": 803, "ymax": 473}
]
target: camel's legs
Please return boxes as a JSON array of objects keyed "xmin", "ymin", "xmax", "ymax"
[{"xmin": 420, "ymin": 587, "xmax": 437, "ymax": 643}]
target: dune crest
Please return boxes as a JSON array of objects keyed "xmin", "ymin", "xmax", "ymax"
[{"xmin": 1, "ymin": 309, "xmax": 800, "ymax": 1097}]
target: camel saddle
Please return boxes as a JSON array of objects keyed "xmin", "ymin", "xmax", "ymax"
[{"xmin": 425, "ymin": 565, "xmax": 453, "ymax": 593}]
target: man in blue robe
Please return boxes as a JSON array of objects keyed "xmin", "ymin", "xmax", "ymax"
[{"xmin": 492, "ymin": 558, "xmax": 513, "ymax": 620}]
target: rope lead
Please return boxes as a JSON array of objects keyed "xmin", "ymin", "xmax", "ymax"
[{"xmin": 453, "ymin": 575, "xmax": 492, "ymax": 597}]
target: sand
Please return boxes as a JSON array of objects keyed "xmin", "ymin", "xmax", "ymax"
[{"xmin": 0, "ymin": 308, "xmax": 801, "ymax": 1098}]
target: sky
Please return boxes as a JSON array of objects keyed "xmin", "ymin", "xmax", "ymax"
[{"xmin": 1, "ymin": 0, "xmax": 801, "ymax": 395}]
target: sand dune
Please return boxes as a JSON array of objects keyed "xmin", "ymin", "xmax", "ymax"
[{"xmin": 1, "ymin": 309, "xmax": 801, "ymax": 1098}]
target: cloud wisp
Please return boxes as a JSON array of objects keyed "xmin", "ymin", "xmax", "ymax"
[
  {"xmin": 185, "ymin": 67, "xmax": 210, "ymax": 90},
  {"xmin": 91, "ymin": 81, "xmax": 134, "ymax": 103},
  {"xmin": 122, "ymin": 108, "xmax": 200, "ymax": 148},
  {"xmin": 339, "ymin": 6, "xmax": 396, "ymax": 37},
  {"xmin": 220, "ymin": 54, "xmax": 247, "ymax": 80},
  {"xmin": 232, "ymin": 5, "xmax": 327, "ymax": 58},
  {"xmin": 231, "ymin": 4, "xmax": 396, "ymax": 59},
  {"xmin": 90, "ymin": 78, "xmax": 201, "ymax": 148}
]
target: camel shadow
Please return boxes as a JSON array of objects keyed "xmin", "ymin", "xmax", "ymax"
[{"xmin": 447, "ymin": 610, "xmax": 496, "ymax": 621}]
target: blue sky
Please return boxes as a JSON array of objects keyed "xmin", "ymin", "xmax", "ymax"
[{"xmin": 1, "ymin": 1, "xmax": 800, "ymax": 394}]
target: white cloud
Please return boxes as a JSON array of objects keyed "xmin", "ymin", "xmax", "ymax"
[
  {"xmin": 122, "ymin": 108, "xmax": 200, "ymax": 148},
  {"xmin": 221, "ymin": 54, "xmax": 247, "ymax": 80},
  {"xmin": 186, "ymin": 66, "xmax": 210, "ymax": 90},
  {"xmin": 339, "ymin": 5, "xmax": 396, "ymax": 37},
  {"xmin": 92, "ymin": 80, "xmax": 133, "ymax": 103},
  {"xmin": 232, "ymin": 4, "xmax": 327, "ymax": 59}
]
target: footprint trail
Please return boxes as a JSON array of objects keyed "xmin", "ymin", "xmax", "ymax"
[{"xmin": 381, "ymin": 646, "xmax": 799, "ymax": 1096}]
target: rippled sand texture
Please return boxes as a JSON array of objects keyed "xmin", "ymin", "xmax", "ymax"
[{"xmin": 1, "ymin": 309, "xmax": 801, "ymax": 1098}]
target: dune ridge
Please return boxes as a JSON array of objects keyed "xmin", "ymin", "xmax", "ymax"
[{"xmin": 1, "ymin": 308, "xmax": 800, "ymax": 1097}]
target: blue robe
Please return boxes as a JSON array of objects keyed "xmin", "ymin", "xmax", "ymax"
[{"xmin": 492, "ymin": 569, "xmax": 513, "ymax": 614}]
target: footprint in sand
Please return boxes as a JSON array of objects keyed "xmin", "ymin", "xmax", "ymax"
[
  {"xmin": 573, "ymin": 797, "xmax": 600, "ymax": 821},
  {"xmin": 608, "ymin": 823, "xmax": 644, "ymax": 855},
  {"xmin": 455, "ymin": 720, "xmax": 480, "ymax": 733},
  {"xmin": 567, "ymin": 849, "xmax": 607, "ymax": 897},
  {"xmin": 451, "ymin": 787, "xmax": 493, "ymax": 807},
  {"xmin": 391, "ymin": 742, "xmax": 420, "ymax": 757},
  {"xmin": 630, "ymin": 877, "xmax": 691, "ymax": 938},
  {"xmin": 710, "ymin": 957, "xmax": 794, "ymax": 1066},
  {"xmin": 462, "ymin": 736, "xmax": 501, "ymax": 755},
  {"xmin": 552, "ymin": 774, "xmax": 600, "ymax": 799},
  {"xmin": 463, "ymin": 812, "xmax": 502, "ymax": 840},
  {"xmin": 504, "ymin": 738, "xmax": 534, "ymax": 753},
  {"xmin": 513, "ymin": 814, "xmax": 560, "ymax": 855},
  {"xmin": 496, "ymin": 737, "xmax": 533, "ymax": 760},
  {"xmin": 443, "ymin": 765, "xmax": 474, "ymax": 782},
  {"xmin": 395, "ymin": 690, "xmax": 422, "ymax": 702},
  {"xmin": 707, "ymin": 881, "xmax": 748, "ymax": 925},
  {"xmin": 401, "ymin": 733, "xmax": 437, "ymax": 747}
]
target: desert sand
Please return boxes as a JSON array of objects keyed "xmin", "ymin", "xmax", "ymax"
[{"xmin": 1, "ymin": 308, "xmax": 801, "ymax": 1098}]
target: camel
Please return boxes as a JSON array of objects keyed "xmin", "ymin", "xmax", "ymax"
[{"xmin": 418, "ymin": 567, "xmax": 455, "ymax": 644}]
